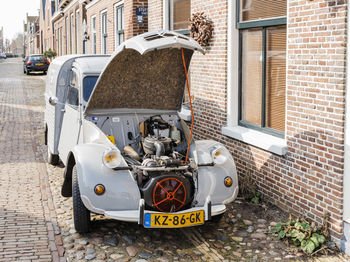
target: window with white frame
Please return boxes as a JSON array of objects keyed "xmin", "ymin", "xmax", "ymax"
[
  {"xmin": 237, "ymin": 0, "xmax": 287, "ymax": 137},
  {"xmin": 91, "ymin": 16, "xmax": 96, "ymax": 54},
  {"xmin": 65, "ymin": 16, "xmax": 68, "ymax": 54},
  {"xmin": 115, "ymin": 2, "xmax": 124, "ymax": 49},
  {"xmin": 169, "ymin": 0, "xmax": 190, "ymax": 32},
  {"xmin": 101, "ymin": 10, "xmax": 107, "ymax": 54},
  {"xmin": 70, "ymin": 13, "xmax": 75, "ymax": 54},
  {"xmin": 76, "ymin": 10, "xmax": 80, "ymax": 53}
]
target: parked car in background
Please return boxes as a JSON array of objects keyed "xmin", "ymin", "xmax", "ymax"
[
  {"xmin": 0, "ymin": 53, "xmax": 6, "ymax": 59},
  {"xmin": 23, "ymin": 54, "xmax": 50, "ymax": 75},
  {"xmin": 45, "ymin": 31, "xmax": 239, "ymax": 233}
]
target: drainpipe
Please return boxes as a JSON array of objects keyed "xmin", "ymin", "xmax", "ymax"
[{"xmin": 342, "ymin": 1, "xmax": 350, "ymax": 255}]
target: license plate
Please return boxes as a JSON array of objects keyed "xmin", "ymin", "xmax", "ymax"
[
  {"xmin": 144, "ymin": 210, "xmax": 204, "ymax": 228},
  {"xmin": 36, "ymin": 63, "xmax": 44, "ymax": 66}
]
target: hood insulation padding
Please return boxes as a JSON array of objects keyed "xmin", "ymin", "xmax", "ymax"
[{"xmin": 86, "ymin": 48, "xmax": 194, "ymax": 112}]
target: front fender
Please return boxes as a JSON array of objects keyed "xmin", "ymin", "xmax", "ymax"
[
  {"xmin": 72, "ymin": 143, "xmax": 141, "ymax": 213},
  {"xmin": 193, "ymin": 140, "xmax": 239, "ymax": 206}
]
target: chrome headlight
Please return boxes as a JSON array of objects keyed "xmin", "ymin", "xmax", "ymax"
[
  {"xmin": 102, "ymin": 148, "xmax": 122, "ymax": 169},
  {"xmin": 212, "ymin": 146, "xmax": 232, "ymax": 165}
]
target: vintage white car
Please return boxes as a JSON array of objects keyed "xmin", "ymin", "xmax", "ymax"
[{"xmin": 45, "ymin": 31, "xmax": 238, "ymax": 233}]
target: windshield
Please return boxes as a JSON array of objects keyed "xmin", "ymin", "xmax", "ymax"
[
  {"xmin": 30, "ymin": 55, "xmax": 45, "ymax": 61},
  {"xmin": 83, "ymin": 76, "xmax": 99, "ymax": 102}
]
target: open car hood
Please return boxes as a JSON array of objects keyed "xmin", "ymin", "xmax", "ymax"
[{"xmin": 85, "ymin": 30, "xmax": 205, "ymax": 114}]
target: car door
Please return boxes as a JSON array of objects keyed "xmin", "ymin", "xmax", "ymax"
[{"xmin": 58, "ymin": 69, "xmax": 82, "ymax": 164}]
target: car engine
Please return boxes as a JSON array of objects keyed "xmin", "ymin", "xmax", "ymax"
[{"xmin": 123, "ymin": 116, "xmax": 195, "ymax": 213}]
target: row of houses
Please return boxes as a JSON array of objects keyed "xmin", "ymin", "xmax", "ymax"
[
  {"xmin": 23, "ymin": 14, "xmax": 40, "ymax": 56},
  {"xmin": 0, "ymin": 27, "xmax": 3, "ymax": 53},
  {"xmin": 27, "ymin": 0, "xmax": 350, "ymax": 254}
]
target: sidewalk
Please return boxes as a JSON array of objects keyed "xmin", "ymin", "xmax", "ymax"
[{"xmin": 0, "ymin": 59, "xmax": 64, "ymax": 262}]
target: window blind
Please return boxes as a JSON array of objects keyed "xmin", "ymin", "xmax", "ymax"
[
  {"xmin": 173, "ymin": 0, "xmax": 191, "ymax": 30},
  {"xmin": 265, "ymin": 25, "xmax": 286, "ymax": 132},
  {"xmin": 241, "ymin": 28, "xmax": 263, "ymax": 126},
  {"xmin": 241, "ymin": 0, "xmax": 287, "ymax": 22}
]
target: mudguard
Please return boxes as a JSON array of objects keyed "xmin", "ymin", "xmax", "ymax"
[
  {"xmin": 193, "ymin": 140, "xmax": 239, "ymax": 206},
  {"xmin": 72, "ymin": 143, "xmax": 141, "ymax": 213}
]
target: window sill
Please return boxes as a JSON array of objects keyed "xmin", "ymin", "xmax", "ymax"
[{"xmin": 222, "ymin": 125, "xmax": 287, "ymax": 156}]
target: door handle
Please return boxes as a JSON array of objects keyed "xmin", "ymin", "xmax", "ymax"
[{"xmin": 61, "ymin": 108, "xmax": 66, "ymax": 113}]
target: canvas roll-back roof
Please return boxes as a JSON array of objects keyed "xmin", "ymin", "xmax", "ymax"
[
  {"xmin": 47, "ymin": 55, "xmax": 110, "ymax": 93},
  {"xmin": 85, "ymin": 30, "xmax": 205, "ymax": 114}
]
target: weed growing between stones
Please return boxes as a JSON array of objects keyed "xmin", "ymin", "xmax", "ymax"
[
  {"xmin": 270, "ymin": 213, "xmax": 329, "ymax": 255},
  {"xmin": 239, "ymin": 170, "xmax": 262, "ymax": 204}
]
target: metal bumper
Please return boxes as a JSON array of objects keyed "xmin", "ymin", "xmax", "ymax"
[
  {"xmin": 102, "ymin": 198, "xmax": 226, "ymax": 224},
  {"xmin": 82, "ymin": 185, "xmax": 239, "ymax": 224}
]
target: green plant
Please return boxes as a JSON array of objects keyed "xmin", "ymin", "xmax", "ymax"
[
  {"xmin": 250, "ymin": 189, "xmax": 262, "ymax": 204},
  {"xmin": 239, "ymin": 171, "xmax": 262, "ymax": 203},
  {"xmin": 44, "ymin": 48, "xmax": 57, "ymax": 60},
  {"xmin": 270, "ymin": 214, "xmax": 327, "ymax": 254}
]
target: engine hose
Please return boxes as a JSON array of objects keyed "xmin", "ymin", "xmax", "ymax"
[
  {"xmin": 154, "ymin": 141, "xmax": 165, "ymax": 158},
  {"xmin": 181, "ymin": 48, "xmax": 194, "ymax": 164}
]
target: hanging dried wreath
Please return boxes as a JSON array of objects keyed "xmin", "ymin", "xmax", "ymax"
[{"xmin": 189, "ymin": 12, "xmax": 213, "ymax": 47}]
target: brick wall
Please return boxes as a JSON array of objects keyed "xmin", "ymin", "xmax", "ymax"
[
  {"xmin": 40, "ymin": 0, "xmax": 54, "ymax": 53},
  {"xmin": 285, "ymin": 0, "xmax": 347, "ymax": 240},
  {"xmin": 148, "ymin": 0, "xmax": 163, "ymax": 31},
  {"xmin": 86, "ymin": 0, "xmax": 148, "ymax": 54},
  {"xmin": 86, "ymin": 0, "xmax": 122, "ymax": 54},
  {"xmin": 53, "ymin": 1, "xmax": 83, "ymax": 55},
  {"xmin": 124, "ymin": 0, "xmax": 148, "ymax": 39},
  {"xmin": 146, "ymin": 0, "xmax": 348, "ymax": 243}
]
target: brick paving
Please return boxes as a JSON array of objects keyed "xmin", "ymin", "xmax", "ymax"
[
  {"xmin": 0, "ymin": 58, "xmax": 350, "ymax": 262},
  {"xmin": 0, "ymin": 58, "xmax": 64, "ymax": 262}
]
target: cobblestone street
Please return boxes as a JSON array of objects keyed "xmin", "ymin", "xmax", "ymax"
[{"xmin": 0, "ymin": 58, "xmax": 349, "ymax": 262}]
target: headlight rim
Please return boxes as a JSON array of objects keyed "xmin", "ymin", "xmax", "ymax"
[
  {"xmin": 211, "ymin": 146, "xmax": 229, "ymax": 165},
  {"xmin": 102, "ymin": 147, "xmax": 122, "ymax": 169}
]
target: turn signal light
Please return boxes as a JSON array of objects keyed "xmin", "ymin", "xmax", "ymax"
[
  {"xmin": 26, "ymin": 61, "xmax": 31, "ymax": 65},
  {"xmin": 224, "ymin": 176, "xmax": 233, "ymax": 187},
  {"xmin": 94, "ymin": 184, "xmax": 105, "ymax": 195}
]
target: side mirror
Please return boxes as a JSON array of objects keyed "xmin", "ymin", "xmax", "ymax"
[{"xmin": 49, "ymin": 96, "xmax": 59, "ymax": 106}]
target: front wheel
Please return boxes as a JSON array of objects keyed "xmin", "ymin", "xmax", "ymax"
[
  {"xmin": 72, "ymin": 165, "xmax": 91, "ymax": 233},
  {"xmin": 26, "ymin": 69, "xmax": 30, "ymax": 75}
]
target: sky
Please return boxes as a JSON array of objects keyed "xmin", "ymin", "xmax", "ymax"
[{"xmin": 0, "ymin": 0, "xmax": 40, "ymax": 40}]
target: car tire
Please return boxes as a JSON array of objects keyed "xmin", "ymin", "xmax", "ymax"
[
  {"xmin": 210, "ymin": 213, "xmax": 224, "ymax": 223},
  {"xmin": 72, "ymin": 165, "xmax": 91, "ymax": 233},
  {"xmin": 43, "ymin": 71, "xmax": 47, "ymax": 75},
  {"xmin": 26, "ymin": 69, "xmax": 30, "ymax": 75}
]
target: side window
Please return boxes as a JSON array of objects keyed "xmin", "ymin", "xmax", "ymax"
[{"xmin": 67, "ymin": 71, "xmax": 79, "ymax": 107}]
